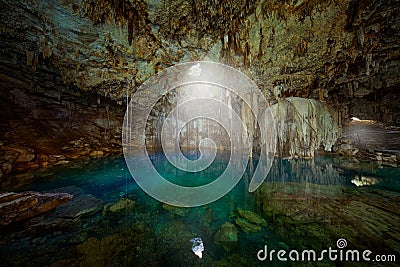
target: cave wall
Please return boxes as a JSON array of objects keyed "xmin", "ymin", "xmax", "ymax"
[{"xmin": 0, "ymin": 0, "xmax": 399, "ymax": 180}]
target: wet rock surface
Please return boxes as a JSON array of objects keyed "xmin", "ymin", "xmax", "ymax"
[
  {"xmin": 162, "ymin": 203, "xmax": 191, "ymax": 217},
  {"xmin": 257, "ymin": 182, "xmax": 400, "ymax": 256},
  {"xmin": 214, "ymin": 222, "xmax": 238, "ymax": 251},
  {"xmin": 103, "ymin": 197, "xmax": 135, "ymax": 214},
  {"xmin": 0, "ymin": 191, "xmax": 72, "ymax": 227},
  {"xmin": 235, "ymin": 217, "xmax": 262, "ymax": 233},
  {"xmin": 235, "ymin": 208, "xmax": 267, "ymax": 233},
  {"xmin": 0, "ymin": 0, "xmax": 399, "ymax": 265},
  {"xmin": 54, "ymin": 194, "xmax": 103, "ymax": 218},
  {"xmin": 0, "ymin": 155, "xmax": 398, "ymax": 266},
  {"xmin": 339, "ymin": 120, "xmax": 400, "ymax": 165}
]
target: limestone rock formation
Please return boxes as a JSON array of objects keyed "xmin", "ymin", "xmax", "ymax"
[
  {"xmin": 340, "ymin": 119, "xmax": 400, "ymax": 164},
  {"xmin": 270, "ymin": 97, "xmax": 339, "ymax": 157},
  {"xmin": 162, "ymin": 203, "xmax": 190, "ymax": 217},
  {"xmin": 1, "ymin": 0, "xmax": 398, "ymax": 118},
  {"xmin": 0, "ymin": 0, "xmax": 399, "ymax": 181},
  {"xmin": 237, "ymin": 208, "xmax": 267, "ymax": 226},
  {"xmin": 0, "ymin": 191, "xmax": 72, "ymax": 227},
  {"xmin": 256, "ymin": 182, "xmax": 400, "ymax": 256},
  {"xmin": 54, "ymin": 194, "xmax": 103, "ymax": 218},
  {"xmin": 234, "ymin": 218, "xmax": 262, "ymax": 233},
  {"xmin": 103, "ymin": 198, "xmax": 135, "ymax": 214},
  {"xmin": 214, "ymin": 222, "xmax": 238, "ymax": 251}
]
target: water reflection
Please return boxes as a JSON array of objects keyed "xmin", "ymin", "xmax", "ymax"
[
  {"xmin": 1, "ymin": 154, "xmax": 398, "ymax": 266},
  {"xmin": 266, "ymin": 157, "xmax": 344, "ymax": 185},
  {"xmin": 351, "ymin": 175, "xmax": 380, "ymax": 187}
]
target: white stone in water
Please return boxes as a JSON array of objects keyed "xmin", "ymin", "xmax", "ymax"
[
  {"xmin": 351, "ymin": 176, "xmax": 379, "ymax": 187},
  {"xmin": 190, "ymin": 237, "xmax": 204, "ymax": 258}
]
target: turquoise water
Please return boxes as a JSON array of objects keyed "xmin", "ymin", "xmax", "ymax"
[{"xmin": 1, "ymin": 153, "xmax": 399, "ymax": 266}]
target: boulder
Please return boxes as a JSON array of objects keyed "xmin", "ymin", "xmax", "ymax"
[
  {"xmin": 6, "ymin": 145, "xmax": 36, "ymax": 162},
  {"xmin": 27, "ymin": 216, "xmax": 81, "ymax": 234},
  {"xmin": 214, "ymin": 222, "xmax": 238, "ymax": 251},
  {"xmin": 54, "ymin": 194, "xmax": 103, "ymax": 218},
  {"xmin": 103, "ymin": 198, "xmax": 135, "ymax": 214},
  {"xmin": 162, "ymin": 203, "xmax": 190, "ymax": 217},
  {"xmin": 55, "ymin": 160, "xmax": 70, "ymax": 165},
  {"xmin": 89, "ymin": 150, "xmax": 104, "ymax": 157},
  {"xmin": 0, "ymin": 191, "xmax": 72, "ymax": 227},
  {"xmin": 338, "ymin": 143, "xmax": 359, "ymax": 156},
  {"xmin": 0, "ymin": 150, "xmax": 19, "ymax": 176},
  {"xmin": 235, "ymin": 218, "xmax": 262, "ymax": 233},
  {"xmin": 0, "ymin": 162, "xmax": 12, "ymax": 176},
  {"xmin": 237, "ymin": 208, "xmax": 267, "ymax": 226}
]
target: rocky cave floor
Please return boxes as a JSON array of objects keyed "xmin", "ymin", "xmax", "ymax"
[{"xmin": 0, "ymin": 177, "xmax": 399, "ymax": 266}]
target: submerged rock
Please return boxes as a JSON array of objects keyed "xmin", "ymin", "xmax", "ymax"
[
  {"xmin": 77, "ymin": 235, "xmax": 130, "ymax": 266},
  {"xmin": 237, "ymin": 208, "xmax": 267, "ymax": 226},
  {"xmin": 54, "ymin": 194, "xmax": 103, "ymax": 218},
  {"xmin": 235, "ymin": 218, "xmax": 262, "ymax": 233},
  {"xmin": 77, "ymin": 222, "xmax": 152, "ymax": 266},
  {"xmin": 214, "ymin": 222, "xmax": 238, "ymax": 251},
  {"xmin": 103, "ymin": 198, "xmax": 135, "ymax": 214},
  {"xmin": 0, "ymin": 191, "xmax": 72, "ymax": 227},
  {"xmin": 257, "ymin": 182, "xmax": 400, "ymax": 255},
  {"xmin": 162, "ymin": 203, "xmax": 190, "ymax": 217},
  {"xmin": 234, "ymin": 208, "xmax": 266, "ymax": 233},
  {"xmin": 27, "ymin": 216, "xmax": 81, "ymax": 234}
]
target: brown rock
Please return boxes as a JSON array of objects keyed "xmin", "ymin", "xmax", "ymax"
[
  {"xmin": 6, "ymin": 145, "xmax": 36, "ymax": 162},
  {"xmin": 0, "ymin": 191, "xmax": 73, "ymax": 227},
  {"xmin": 0, "ymin": 150, "xmax": 19, "ymax": 175},
  {"xmin": 89, "ymin": 150, "xmax": 104, "ymax": 157},
  {"xmin": 54, "ymin": 194, "xmax": 103, "ymax": 218},
  {"xmin": 55, "ymin": 160, "xmax": 70, "ymax": 165}
]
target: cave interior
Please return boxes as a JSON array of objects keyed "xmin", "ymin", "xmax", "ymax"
[{"xmin": 0, "ymin": 0, "xmax": 399, "ymax": 266}]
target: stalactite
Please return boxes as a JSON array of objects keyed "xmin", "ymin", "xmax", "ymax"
[
  {"xmin": 128, "ymin": 10, "xmax": 134, "ymax": 45},
  {"xmin": 258, "ymin": 27, "xmax": 263, "ymax": 60},
  {"xmin": 81, "ymin": 0, "xmax": 147, "ymax": 45},
  {"xmin": 104, "ymin": 104, "xmax": 110, "ymax": 139},
  {"xmin": 270, "ymin": 97, "xmax": 339, "ymax": 158},
  {"xmin": 244, "ymin": 41, "xmax": 250, "ymax": 67},
  {"xmin": 26, "ymin": 50, "xmax": 34, "ymax": 66}
]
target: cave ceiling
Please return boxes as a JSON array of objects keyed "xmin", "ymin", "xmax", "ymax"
[{"xmin": 0, "ymin": 0, "xmax": 399, "ymax": 122}]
